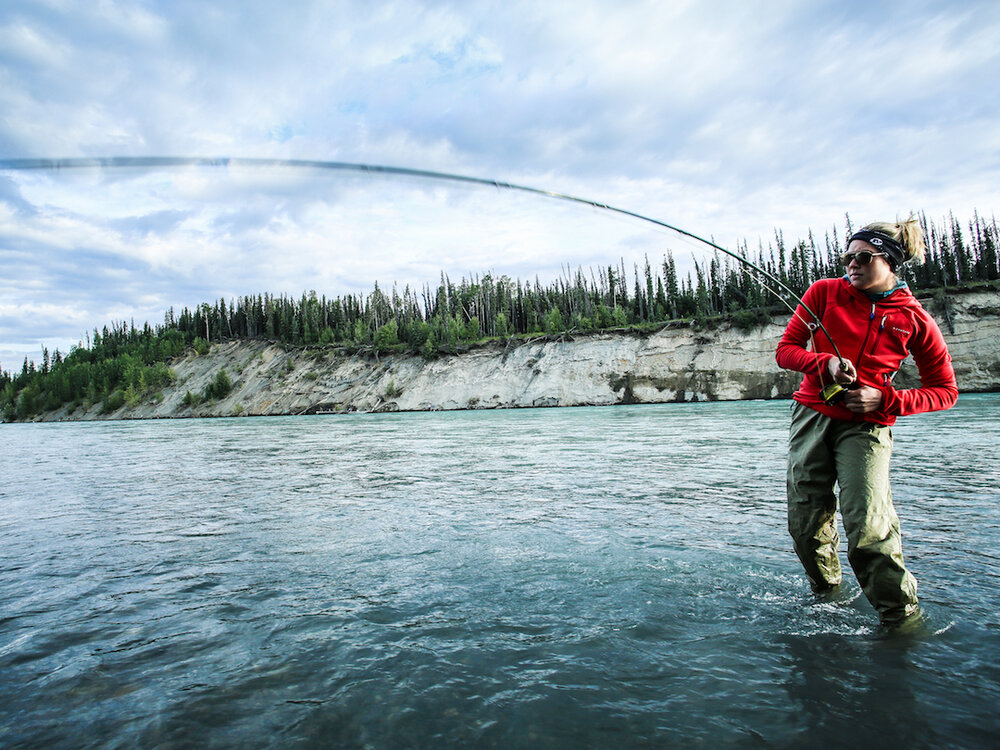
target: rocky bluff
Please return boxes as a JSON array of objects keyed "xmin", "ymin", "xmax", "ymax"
[{"xmin": 44, "ymin": 289, "xmax": 1000, "ymax": 420}]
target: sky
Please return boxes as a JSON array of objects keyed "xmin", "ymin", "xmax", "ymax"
[{"xmin": 2, "ymin": 0, "xmax": 999, "ymax": 372}]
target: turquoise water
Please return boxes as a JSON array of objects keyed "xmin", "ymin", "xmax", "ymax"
[{"xmin": 1, "ymin": 396, "xmax": 998, "ymax": 748}]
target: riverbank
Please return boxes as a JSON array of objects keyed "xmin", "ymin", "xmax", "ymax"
[{"xmin": 30, "ymin": 288, "xmax": 1000, "ymax": 421}]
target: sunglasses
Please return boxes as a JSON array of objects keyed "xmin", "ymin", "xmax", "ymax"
[{"xmin": 840, "ymin": 251, "xmax": 887, "ymax": 266}]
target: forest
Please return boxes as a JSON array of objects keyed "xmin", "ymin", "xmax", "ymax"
[{"xmin": 3, "ymin": 212, "xmax": 999, "ymax": 421}]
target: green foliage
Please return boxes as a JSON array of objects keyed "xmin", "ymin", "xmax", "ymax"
[
  {"xmin": 0, "ymin": 320, "xmax": 191, "ymax": 420},
  {"xmin": 422, "ymin": 333, "xmax": 438, "ymax": 360},
  {"xmin": 731, "ymin": 308, "xmax": 771, "ymax": 331},
  {"xmin": 384, "ymin": 379, "xmax": 403, "ymax": 399},
  {"xmin": 494, "ymin": 311, "xmax": 510, "ymax": 338},
  {"xmin": 352, "ymin": 318, "xmax": 370, "ymax": 345},
  {"xmin": 101, "ymin": 389, "xmax": 126, "ymax": 414},
  {"xmin": 374, "ymin": 319, "xmax": 399, "ymax": 351},
  {"xmin": 544, "ymin": 307, "xmax": 565, "ymax": 334},
  {"xmin": 204, "ymin": 369, "xmax": 233, "ymax": 400},
  {"xmin": 193, "ymin": 337, "xmax": 209, "ymax": 355}
]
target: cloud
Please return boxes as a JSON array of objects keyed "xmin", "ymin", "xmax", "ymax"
[{"xmin": 1, "ymin": 0, "xmax": 999, "ymax": 371}]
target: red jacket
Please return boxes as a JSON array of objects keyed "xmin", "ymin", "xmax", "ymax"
[{"xmin": 775, "ymin": 277, "xmax": 958, "ymax": 425}]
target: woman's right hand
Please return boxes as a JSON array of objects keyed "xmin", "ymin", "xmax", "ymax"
[{"xmin": 828, "ymin": 357, "xmax": 857, "ymax": 385}]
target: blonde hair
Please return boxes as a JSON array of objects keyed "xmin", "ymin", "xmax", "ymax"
[{"xmin": 861, "ymin": 218, "xmax": 927, "ymax": 265}]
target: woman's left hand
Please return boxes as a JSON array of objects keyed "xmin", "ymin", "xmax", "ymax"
[{"xmin": 841, "ymin": 385, "xmax": 883, "ymax": 414}]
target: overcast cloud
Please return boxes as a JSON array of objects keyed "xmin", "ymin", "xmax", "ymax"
[{"xmin": 2, "ymin": 0, "xmax": 999, "ymax": 370}]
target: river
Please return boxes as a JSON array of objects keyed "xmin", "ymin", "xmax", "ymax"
[{"xmin": 1, "ymin": 396, "xmax": 998, "ymax": 748}]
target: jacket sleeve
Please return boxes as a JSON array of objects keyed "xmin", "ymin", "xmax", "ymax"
[
  {"xmin": 878, "ymin": 310, "xmax": 958, "ymax": 416},
  {"xmin": 775, "ymin": 282, "xmax": 838, "ymax": 375}
]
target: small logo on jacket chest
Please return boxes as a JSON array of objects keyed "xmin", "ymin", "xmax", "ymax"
[{"xmin": 891, "ymin": 326, "xmax": 911, "ymax": 336}]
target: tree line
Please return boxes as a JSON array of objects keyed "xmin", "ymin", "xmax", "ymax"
[{"xmin": 3, "ymin": 211, "xmax": 998, "ymax": 421}]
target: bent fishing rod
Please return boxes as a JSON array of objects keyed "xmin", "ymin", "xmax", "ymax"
[{"xmin": 0, "ymin": 156, "xmax": 848, "ymax": 368}]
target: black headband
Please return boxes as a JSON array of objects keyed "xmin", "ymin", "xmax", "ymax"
[{"xmin": 848, "ymin": 229, "xmax": 906, "ymax": 269}]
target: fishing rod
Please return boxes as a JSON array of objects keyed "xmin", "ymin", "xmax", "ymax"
[{"xmin": 0, "ymin": 156, "xmax": 848, "ymax": 370}]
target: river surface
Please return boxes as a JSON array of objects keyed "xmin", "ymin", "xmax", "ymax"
[{"xmin": 1, "ymin": 396, "xmax": 998, "ymax": 748}]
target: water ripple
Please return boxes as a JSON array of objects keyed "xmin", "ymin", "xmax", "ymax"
[{"xmin": 1, "ymin": 397, "xmax": 999, "ymax": 747}]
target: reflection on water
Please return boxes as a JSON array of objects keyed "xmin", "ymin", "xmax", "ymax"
[{"xmin": 1, "ymin": 396, "xmax": 998, "ymax": 748}]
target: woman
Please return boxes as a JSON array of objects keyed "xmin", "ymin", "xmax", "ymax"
[{"xmin": 775, "ymin": 218, "xmax": 958, "ymax": 627}]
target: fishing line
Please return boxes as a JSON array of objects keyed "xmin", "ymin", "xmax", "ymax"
[{"xmin": 0, "ymin": 156, "xmax": 847, "ymax": 367}]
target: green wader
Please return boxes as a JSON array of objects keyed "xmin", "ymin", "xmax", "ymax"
[{"xmin": 786, "ymin": 402, "xmax": 918, "ymax": 624}]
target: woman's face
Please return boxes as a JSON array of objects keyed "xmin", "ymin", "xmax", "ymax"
[{"xmin": 845, "ymin": 239, "xmax": 897, "ymax": 293}]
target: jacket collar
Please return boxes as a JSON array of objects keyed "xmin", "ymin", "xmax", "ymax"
[{"xmin": 840, "ymin": 275, "xmax": 914, "ymax": 307}]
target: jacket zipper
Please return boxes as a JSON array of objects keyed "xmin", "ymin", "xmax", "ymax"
[{"xmin": 854, "ymin": 303, "xmax": 883, "ymax": 372}]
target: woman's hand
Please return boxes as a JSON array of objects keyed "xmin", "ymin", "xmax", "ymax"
[
  {"xmin": 841, "ymin": 386, "xmax": 883, "ymax": 414},
  {"xmin": 827, "ymin": 357, "xmax": 857, "ymax": 385}
]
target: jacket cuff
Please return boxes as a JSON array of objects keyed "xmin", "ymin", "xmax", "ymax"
[
  {"xmin": 877, "ymin": 383, "xmax": 899, "ymax": 414},
  {"xmin": 819, "ymin": 352, "xmax": 838, "ymax": 372}
]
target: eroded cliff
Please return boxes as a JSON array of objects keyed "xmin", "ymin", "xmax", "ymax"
[{"xmin": 39, "ymin": 289, "xmax": 1000, "ymax": 420}]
